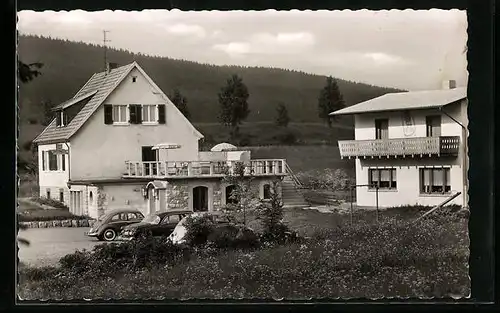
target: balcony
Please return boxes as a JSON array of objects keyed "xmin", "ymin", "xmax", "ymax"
[
  {"xmin": 123, "ymin": 159, "xmax": 287, "ymax": 179},
  {"xmin": 338, "ymin": 136, "xmax": 460, "ymax": 159}
]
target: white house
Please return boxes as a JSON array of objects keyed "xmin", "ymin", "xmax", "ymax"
[
  {"xmin": 330, "ymin": 80, "xmax": 468, "ymax": 209},
  {"xmin": 33, "ymin": 61, "xmax": 306, "ymax": 219}
]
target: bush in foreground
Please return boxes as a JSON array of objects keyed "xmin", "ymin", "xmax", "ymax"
[
  {"xmin": 18, "ymin": 214, "xmax": 469, "ymax": 299},
  {"xmin": 29, "ymin": 197, "xmax": 69, "ymax": 210}
]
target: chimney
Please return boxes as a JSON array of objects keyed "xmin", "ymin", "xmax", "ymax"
[
  {"xmin": 106, "ymin": 62, "xmax": 119, "ymax": 73},
  {"xmin": 442, "ymin": 79, "xmax": 457, "ymax": 90}
]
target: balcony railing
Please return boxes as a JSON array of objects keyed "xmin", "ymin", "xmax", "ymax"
[
  {"xmin": 123, "ymin": 159, "xmax": 287, "ymax": 178},
  {"xmin": 338, "ymin": 136, "xmax": 460, "ymax": 159}
]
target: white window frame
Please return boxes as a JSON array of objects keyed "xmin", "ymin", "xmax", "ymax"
[
  {"xmin": 112, "ymin": 104, "xmax": 129, "ymax": 125},
  {"xmin": 368, "ymin": 167, "xmax": 397, "ymax": 190},
  {"xmin": 142, "ymin": 104, "xmax": 158, "ymax": 124},
  {"xmin": 419, "ymin": 166, "xmax": 451, "ymax": 195}
]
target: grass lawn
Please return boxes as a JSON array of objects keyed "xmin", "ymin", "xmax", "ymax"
[
  {"xmin": 18, "ymin": 207, "xmax": 469, "ymax": 299},
  {"xmin": 17, "ymin": 198, "xmax": 81, "ymax": 221}
]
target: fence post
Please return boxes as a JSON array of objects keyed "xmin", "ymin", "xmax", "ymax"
[
  {"xmin": 375, "ymin": 185, "xmax": 379, "ymax": 223},
  {"xmin": 350, "ymin": 185, "xmax": 353, "ymax": 226}
]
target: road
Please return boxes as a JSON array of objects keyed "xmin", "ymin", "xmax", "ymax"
[{"xmin": 18, "ymin": 227, "xmax": 106, "ymax": 267}]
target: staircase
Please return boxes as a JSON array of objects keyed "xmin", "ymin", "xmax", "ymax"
[{"xmin": 282, "ymin": 163, "xmax": 310, "ymax": 208}]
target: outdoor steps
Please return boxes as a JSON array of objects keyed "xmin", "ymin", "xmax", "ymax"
[{"xmin": 281, "ymin": 176, "xmax": 309, "ymax": 208}]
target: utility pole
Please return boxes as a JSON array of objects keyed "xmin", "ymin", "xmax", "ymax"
[{"xmin": 103, "ymin": 30, "xmax": 111, "ymax": 72}]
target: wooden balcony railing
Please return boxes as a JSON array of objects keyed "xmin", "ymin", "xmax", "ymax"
[
  {"xmin": 338, "ymin": 136, "xmax": 460, "ymax": 159},
  {"xmin": 123, "ymin": 159, "xmax": 287, "ymax": 178}
]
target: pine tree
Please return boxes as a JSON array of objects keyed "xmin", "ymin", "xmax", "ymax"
[
  {"xmin": 275, "ymin": 102, "xmax": 290, "ymax": 127},
  {"xmin": 218, "ymin": 74, "xmax": 250, "ymax": 139},
  {"xmin": 41, "ymin": 100, "xmax": 54, "ymax": 126},
  {"xmin": 169, "ymin": 89, "xmax": 191, "ymax": 120},
  {"xmin": 318, "ymin": 76, "xmax": 345, "ymax": 127}
]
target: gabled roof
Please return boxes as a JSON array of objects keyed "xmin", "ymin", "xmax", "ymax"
[
  {"xmin": 33, "ymin": 61, "xmax": 203, "ymax": 144},
  {"xmin": 329, "ymin": 87, "xmax": 467, "ymax": 116}
]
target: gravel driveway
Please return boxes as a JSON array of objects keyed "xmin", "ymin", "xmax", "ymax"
[{"xmin": 18, "ymin": 227, "xmax": 107, "ymax": 267}]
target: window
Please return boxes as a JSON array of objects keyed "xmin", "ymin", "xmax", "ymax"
[
  {"xmin": 168, "ymin": 214, "xmax": 181, "ymax": 224},
  {"xmin": 89, "ymin": 191, "xmax": 93, "ymax": 204},
  {"xmin": 56, "ymin": 111, "xmax": 65, "ymax": 127},
  {"xmin": 263, "ymin": 184, "xmax": 272, "ymax": 199},
  {"xmin": 369, "ymin": 168, "xmax": 397, "ymax": 189},
  {"xmin": 127, "ymin": 213, "xmax": 140, "ymax": 220},
  {"xmin": 112, "ymin": 105, "xmax": 128, "ymax": 123},
  {"xmin": 46, "ymin": 189, "xmax": 51, "ymax": 199},
  {"xmin": 111, "ymin": 213, "xmax": 127, "ymax": 221},
  {"xmin": 426, "ymin": 116, "xmax": 441, "ymax": 137},
  {"xmin": 375, "ymin": 119, "xmax": 389, "ymax": 139},
  {"xmin": 132, "ymin": 76, "xmax": 137, "ymax": 83},
  {"xmin": 420, "ymin": 167, "xmax": 451, "ymax": 194},
  {"xmin": 225, "ymin": 185, "xmax": 238, "ymax": 204},
  {"xmin": 48, "ymin": 151, "xmax": 58, "ymax": 171},
  {"xmin": 142, "ymin": 105, "xmax": 157, "ymax": 123},
  {"xmin": 59, "ymin": 189, "xmax": 64, "ymax": 202}
]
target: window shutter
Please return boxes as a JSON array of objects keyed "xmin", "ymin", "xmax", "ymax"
[
  {"xmin": 56, "ymin": 111, "xmax": 62, "ymax": 126},
  {"xmin": 158, "ymin": 104, "xmax": 166, "ymax": 124},
  {"xmin": 42, "ymin": 151, "xmax": 46, "ymax": 171},
  {"xmin": 104, "ymin": 105, "xmax": 113, "ymax": 124},
  {"xmin": 129, "ymin": 105, "xmax": 142, "ymax": 124}
]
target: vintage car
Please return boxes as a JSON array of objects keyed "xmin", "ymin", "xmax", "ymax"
[
  {"xmin": 85, "ymin": 208, "xmax": 145, "ymax": 241},
  {"xmin": 118, "ymin": 209, "xmax": 193, "ymax": 240}
]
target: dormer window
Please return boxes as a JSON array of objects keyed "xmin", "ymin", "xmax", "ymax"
[{"xmin": 56, "ymin": 110, "xmax": 65, "ymax": 127}]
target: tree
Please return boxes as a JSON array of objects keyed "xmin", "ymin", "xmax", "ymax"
[
  {"xmin": 318, "ymin": 76, "xmax": 345, "ymax": 127},
  {"xmin": 222, "ymin": 161, "xmax": 258, "ymax": 226},
  {"xmin": 218, "ymin": 74, "xmax": 250, "ymax": 139},
  {"xmin": 169, "ymin": 88, "xmax": 191, "ymax": 121},
  {"xmin": 275, "ymin": 102, "xmax": 290, "ymax": 127},
  {"xmin": 18, "ymin": 61, "xmax": 43, "ymax": 84},
  {"xmin": 41, "ymin": 100, "xmax": 55, "ymax": 126}
]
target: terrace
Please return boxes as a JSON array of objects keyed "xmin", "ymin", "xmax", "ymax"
[{"xmin": 122, "ymin": 159, "xmax": 288, "ymax": 179}]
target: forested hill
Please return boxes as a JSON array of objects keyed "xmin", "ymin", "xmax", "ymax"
[{"xmin": 18, "ymin": 35, "xmax": 403, "ymax": 124}]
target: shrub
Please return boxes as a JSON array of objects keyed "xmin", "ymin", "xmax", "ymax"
[
  {"xmin": 182, "ymin": 215, "xmax": 217, "ymax": 246},
  {"xmin": 19, "ymin": 266, "xmax": 59, "ymax": 282},
  {"xmin": 207, "ymin": 224, "xmax": 260, "ymax": 249},
  {"xmin": 59, "ymin": 250, "xmax": 91, "ymax": 274},
  {"xmin": 296, "ymin": 168, "xmax": 354, "ymax": 191},
  {"xmin": 30, "ymin": 197, "xmax": 69, "ymax": 210}
]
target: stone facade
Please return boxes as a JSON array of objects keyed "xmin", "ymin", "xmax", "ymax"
[
  {"xmin": 212, "ymin": 182, "xmax": 223, "ymax": 211},
  {"xmin": 167, "ymin": 184, "xmax": 189, "ymax": 209}
]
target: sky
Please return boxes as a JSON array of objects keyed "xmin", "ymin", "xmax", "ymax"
[{"xmin": 17, "ymin": 9, "xmax": 468, "ymax": 91}]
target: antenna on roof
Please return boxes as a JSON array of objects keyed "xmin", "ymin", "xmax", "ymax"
[{"xmin": 103, "ymin": 30, "xmax": 111, "ymax": 73}]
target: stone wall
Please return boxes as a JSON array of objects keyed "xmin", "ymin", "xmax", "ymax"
[
  {"xmin": 167, "ymin": 184, "xmax": 189, "ymax": 209},
  {"xmin": 212, "ymin": 182, "xmax": 223, "ymax": 211},
  {"xmin": 19, "ymin": 219, "xmax": 96, "ymax": 229}
]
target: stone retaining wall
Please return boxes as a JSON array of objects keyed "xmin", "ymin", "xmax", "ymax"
[{"xmin": 19, "ymin": 219, "xmax": 97, "ymax": 229}]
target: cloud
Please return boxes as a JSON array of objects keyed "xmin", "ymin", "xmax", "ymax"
[
  {"xmin": 165, "ymin": 23, "xmax": 206, "ymax": 38},
  {"xmin": 213, "ymin": 31, "xmax": 315, "ymax": 57},
  {"xmin": 213, "ymin": 42, "xmax": 251, "ymax": 57}
]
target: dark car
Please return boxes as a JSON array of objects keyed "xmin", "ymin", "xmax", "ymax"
[
  {"xmin": 85, "ymin": 208, "xmax": 145, "ymax": 241},
  {"xmin": 118, "ymin": 209, "xmax": 193, "ymax": 240}
]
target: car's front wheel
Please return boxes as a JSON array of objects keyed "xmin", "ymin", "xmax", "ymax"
[{"xmin": 102, "ymin": 228, "xmax": 117, "ymax": 241}]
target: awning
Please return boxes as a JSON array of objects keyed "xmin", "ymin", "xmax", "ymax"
[{"xmin": 152, "ymin": 142, "xmax": 182, "ymax": 150}]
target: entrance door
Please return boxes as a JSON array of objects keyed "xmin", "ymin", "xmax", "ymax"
[
  {"xmin": 148, "ymin": 187, "xmax": 155, "ymax": 214},
  {"xmin": 192, "ymin": 186, "xmax": 208, "ymax": 212},
  {"xmin": 142, "ymin": 146, "xmax": 157, "ymax": 176}
]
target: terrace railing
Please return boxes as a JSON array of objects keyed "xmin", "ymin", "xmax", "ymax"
[
  {"xmin": 123, "ymin": 159, "xmax": 287, "ymax": 179},
  {"xmin": 337, "ymin": 136, "xmax": 460, "ymax": 159}
]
